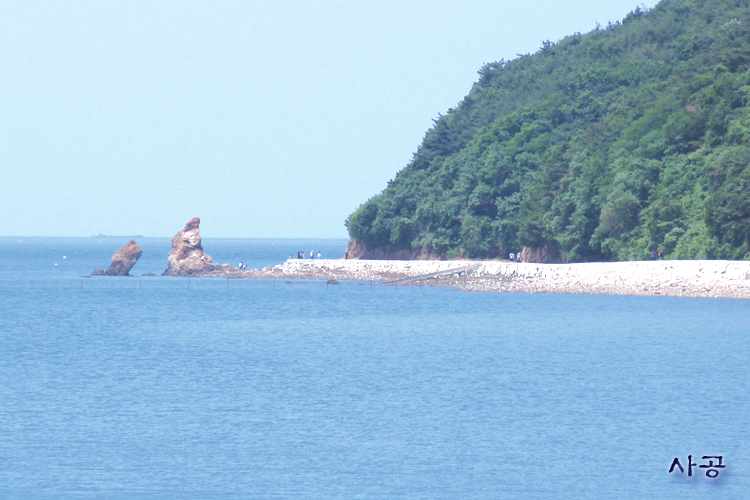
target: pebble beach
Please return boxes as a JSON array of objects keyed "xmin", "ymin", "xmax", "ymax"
[{"xmin": 233, "ymin": 258, "xmax": 750, "ymax": 299}]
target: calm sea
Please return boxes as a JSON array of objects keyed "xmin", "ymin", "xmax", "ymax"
[{"xmin": 1, "ymin": 237, "xmax": 747, "ymax": 499}]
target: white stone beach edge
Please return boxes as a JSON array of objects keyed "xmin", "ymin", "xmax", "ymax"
[
  {"xmin": 282, "ymin": 258, "xmax": 750, "ymax": 281},
  {"xmin": 274, "ymin": 258, "xmax": 750, "ymax": 299}
]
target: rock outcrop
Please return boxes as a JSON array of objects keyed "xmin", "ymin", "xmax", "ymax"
[
  {"xmin": 521, "ymin": 245, "xmax": 563, "ymax": 264},
  {"xmin": 92, "ymin": 240, "xmax": 143, "ymax": 276},
  {"xmin": 163, "ymin": 217, "xmax": 231, "ymax": 276},
  {"xmin": 346, "ymin": 239, "xmax": 444, "ymax": 260}
]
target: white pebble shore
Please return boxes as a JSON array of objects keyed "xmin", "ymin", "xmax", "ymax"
[{"xmin": 265, "ymin": 259, "xmax": 750, "ymax": 299}]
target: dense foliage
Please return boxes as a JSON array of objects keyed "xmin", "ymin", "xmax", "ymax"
[{"xmin": 346, "ymin": 0, "xmax": 750, "ymax": 261}]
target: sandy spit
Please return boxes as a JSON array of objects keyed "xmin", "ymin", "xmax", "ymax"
[{"xmin": 214, "ymin": 259, "xmax": 750, "ymax": 299}]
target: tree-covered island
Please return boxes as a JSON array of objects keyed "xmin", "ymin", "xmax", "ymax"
[{"xmin": 346, "ymin": 0, "xmax": 750, "ymax": 262}]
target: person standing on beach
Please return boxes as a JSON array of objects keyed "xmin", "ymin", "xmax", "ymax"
[
  {"xmin": 516, "ymin": 252, "xmax": 522, "ymax": 263},
  {"xmin": 509, "ymin": 252, "xmax": 515, "ymax": 262}
]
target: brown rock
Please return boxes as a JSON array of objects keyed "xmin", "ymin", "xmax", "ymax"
[
  {"xmin": 101, "ymin": 240, "xmax": 143, "ymax": 276},
  {"xmin": 521, "ymin": 245, "xmax": 562, "ymax": 264},
  {"xmin": 346, "ymin": 239, "xmax": 444, "ymax": 260},
  {"xmin": 91, "ymin": 268, "xmax": 104, "ymax": 276},
  {"xmin": 163, "ymin": 217, "xmax": 225, "ymax": 276}
]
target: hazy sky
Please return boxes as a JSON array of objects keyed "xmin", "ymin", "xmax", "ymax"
[{"xmin": 1, "ymin": 0, "xmax": 658, "ymax": 238}]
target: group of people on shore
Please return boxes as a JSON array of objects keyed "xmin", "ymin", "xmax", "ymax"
[
  {"xmin": 284, "ymin": 247, "xmax": 666, "ymax": 263},
  {"xmin": 651, "ymin": 250, "xmax": 665, "ymax": 260},
  {"xmin": 294, "ymin": 250, "xmax": 322, "ymax": 260}
]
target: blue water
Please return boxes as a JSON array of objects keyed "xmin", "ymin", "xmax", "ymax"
[{"xmin": 1, "ymin": 238, "xmax": 748, "ymax": 499}]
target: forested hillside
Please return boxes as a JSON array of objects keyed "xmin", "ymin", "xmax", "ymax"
[{"xmin": 346, "ymin": 0, "xmax": 750, "ymax": 262}]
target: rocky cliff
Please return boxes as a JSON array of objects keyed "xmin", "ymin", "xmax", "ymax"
[
  {"xmin": 162, "ymin": 217, "xmax": 232, "ymax": 276},
  {"xmin": 346, "ymin": 239, "xmax": 444, "ymax": 260}
]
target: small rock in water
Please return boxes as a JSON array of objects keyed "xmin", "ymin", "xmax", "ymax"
[{"xmin": 102, "ymin": 240, "xmax": 143, "ymax": 276}]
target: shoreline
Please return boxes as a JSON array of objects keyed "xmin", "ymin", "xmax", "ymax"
[{"xmin": 211, "ymin": 258, "xmax": 750, "ymax": 299}]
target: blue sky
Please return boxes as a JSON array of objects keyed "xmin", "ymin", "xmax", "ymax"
[{"xmin": 1, "ymin": 0, "xmax": 658, "ymax": 238}]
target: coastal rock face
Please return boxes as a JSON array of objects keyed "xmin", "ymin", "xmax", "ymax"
[
  {"xmin": 163, "ymin": 217, "xmax": 225, "ymax": 276},
  {"xmin": 346, "ymin": 239, "xmax": 443, "ymax": 260},
  {"xmin": 521, "ymin": 245, "xmax": 562, "ymax": 264},
  {"xmin": 93, "ymin": 240, "xmax": 142, "ymax": 276}
]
